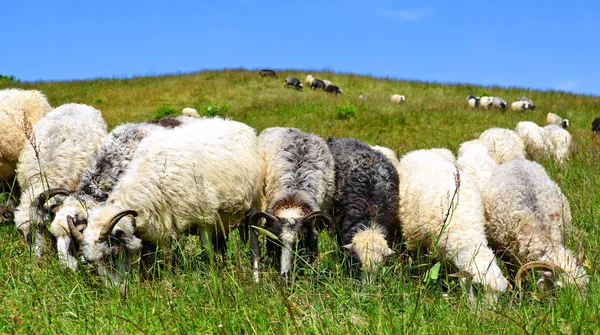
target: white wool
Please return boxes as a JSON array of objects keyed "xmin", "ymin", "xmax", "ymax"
[
  {"xmin": 390, "ymin": 94, "xmax": 406, "ymax": 103},
  {"xmin": 370, "ymin": 145, "xmax": 399, "ymax": 167},
  {"xmin": 515, "ymin": 121, "xmax": 548, "ymax": 160},
  {"xmin": 479, "ymin": 127, "xmax": 526, "ymax": 164},
  {"xmin": 479, "ymin": 96, "xmax": 494, "ymax": 108},
  {"xmin": 181, "ymin": 107, "xmax": 200, "ymax": 118},
  {"xmin": 543, "ymin": 125, "xmax": 571, "ymax": 165},
  {"xmin": 456, "ymin": 139, "xmax": 497, "ymax": 191},
  {"xmin": 305, "ymin": 75, "xmax": 314, "ymax": 86}
]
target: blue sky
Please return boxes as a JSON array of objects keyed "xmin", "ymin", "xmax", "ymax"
[{"xmin": 3, "ymin": 1, "xmax": 600, "ymax": 95}]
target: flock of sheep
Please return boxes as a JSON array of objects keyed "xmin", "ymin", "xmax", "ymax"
[{"xmin": 0, "ymin": 86, "xmax": 593, "ymax": 308}]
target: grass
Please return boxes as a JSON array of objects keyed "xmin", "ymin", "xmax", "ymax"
[{"xmin": 1, "ymin": 68, "xmax": 600, "ymax": 334}]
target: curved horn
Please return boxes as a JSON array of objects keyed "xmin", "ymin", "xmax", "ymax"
[
  {"xmin": 67, "ymin": 215, "xmax": 86, "ymax": 245},
  {"xmin": 250, "ymin": 211, "xmax": 277, "ymax": 228},
  {"xmin": 515, "ymin": 261, "xmax": 564, "ymax": 290},
  {"xmin": 32, "ymin": 188, "xmax": 71, "ymax": 210},
  {"xmin": 98, "ymin": 210, "xmax": 138, "ymax": 242},
  {"xmin": 301, "ymin": 211, "xmax": 332, "ymax": 230}
]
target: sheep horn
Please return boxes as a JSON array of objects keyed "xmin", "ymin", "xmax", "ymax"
[
  {"xmin": 98, "ymin": 210, "xmax": 138, "ymax": 242},
  {"xmin": 515, "ymin": 261, "xmax": 564, "ymax": 290},
  {"xmin": 67, "ymin": 215, "xmax": 86, "ymax": 245},
  {"xmin": 301, "ymin": 211, "xmax": 332, "ymax": 231},
  {"xmin": 32, "ymin": 188, "xmax": 71, "ymax": 211},
  {"xmin": 250, "ymin": 212, "xmax": 277, "ymax": 228}
]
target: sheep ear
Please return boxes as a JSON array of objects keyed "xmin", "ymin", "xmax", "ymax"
[
  {"xmin": 385, "ymin": 247, "xmax": 395, "ymax": 256},
  {"xmin": 343, "ymin": 244, "xmax": 354, "ymax": 251},
  {"xmin": 576, "ymin": 242, "xmax": 585, "ymax": 267}
]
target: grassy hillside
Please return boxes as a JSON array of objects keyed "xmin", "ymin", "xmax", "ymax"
[{"xmin": 1, "ymin": 69, "xmax": 599, "ymax": 334}]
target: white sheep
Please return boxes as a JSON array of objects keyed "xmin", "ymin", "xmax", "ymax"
[
  {"xmin": 491, "ymin": 97, "xmax": 507, "ymax": 109},
  {"xmin": 478, "ymin": 127, "xmax": 526, "ymax": 164},
  {"xmin": 370, "ymin": 145, "xmax": 399, "ymax": 166},
  {"xmin": 466, "ymin": 95, "xmax": 480, "ymax": 108},
  {"xmin": 479, "ymin": 96, "xmax": 494, "ymax": 109},
  {"xmin": 515, "ymin": 122, "xmax": 571, "ymax": 165},
  {"xmin": 397, "ymin": 149, "xmax": 508, "ymax": 305},
  {"xmin": 305, "ymin": 75, "xmax": 314, "ymax": 86},
  {"xmin": 390, "ymin": 94, "xmax": 406, "ymax": 103},
  {"xmin": 481, "ymin": 159, "xmax": 588, "ymax": 291},
  {"xmin": 322, "ymin": 80, "xmax": 333, "ymax": 88},
  {"xmin": 456, "ymin": 139, "xmax": 497, "ymax": 191},
  {"xmin": 546, "ymin": 113, "xmax": 569, "ymax": 128},
  {"xmin": 13, "ymin": 103, "xmax": 107, "ymax": 255},
  {"xmin": 511, "ymin": 100, "xmax": 532, "ymax": 111},
  {"xmin": 544, "ymin": 124, "xmax": 571, "ymax": 165},
  {"xmin": 0, "ymin": 89, "xmax": 52, "ymax": 181},
  {"xmin": 70, "ymin": 117, "xmax": 264, "ymax": 285},
  {"xmin": 181, "ymin": 107, "xmax": 200, "ymax": 118}
]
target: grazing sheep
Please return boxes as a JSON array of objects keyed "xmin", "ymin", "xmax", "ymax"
[
  {"xmin": 546, "ymin": 113, "xmax": 569, "ymax": 128},
  {"xmin": 251, "ymin": 127, "xmax": 335, "ymax": 279},
  {"xmin": 324, "ymin": 85, "xmax": 343, "ymax": 94},
  {"xmin": 0, "ymin": 89, "xmax": 52, "ymax": 181},
  {"xmin": 479, "ymin": 96, "xmax": 494, "ymax": 109},
  {"xmin": 481, "ymin": 159, "xmax": 588, "ymax": 291},
  {"xmin": 544, "ymin": 125, "xmax": 571, "ymax": 165},
  {"xmin": 69, "ymin": 118, "xmax": 264, "ymax": 285},
  {"xmin": 259, "ymin": 69, "xmax": 277, "ymax": 77},
  {"xmin": 515, "ymin": 121, "xmax": 548, "ymax": 160},
  {"xmin": 466, "ymin": 95, "xmax": 480, "ymax": 108},
  {"xmin": 397, "ymin": 149, "xmax": 508, "ymax": 305},
  {"xmin": 593, "ymin": 117, "xmax": 600, "ymax": 133},
  {"xmin": 13, "ymin": 104, "xmax": 107, "ymax": 256},
  {"xmin": 370, "ymin": 145, "xmax": 399, "ymax": 167},
  {"xmin": 479, "ymin": 128, "xmax": 526, "ymax": 164},
  {"xmin": 390, "ymin": 94, "xmax": 406, "ymax": 103},
  {"xmin": 310, "ymin": 79, "xmax": 326, "ymax": 90},
  {"xmin": 305, "ymin": 75, "xmax": 314, "ymax": 86},
  {"xmin": 284, "ymin": 76, "xmax": 303, "ymax": 90},
  {"xmin": 358, "ymin": 95, "xmax": 368, "ymax": 101},
  {"xmin": 511, "ymin": 100, "xmax": 533, "ymax": 111},
  {"xmin": 456, "ymin": 140, "xmax": 497, "ymax": 191},
  {"xmin": 327, "ymin": 138, "xmax": 399, "ymax": 279},
  {"xmin": 492, "ymin": 97, "xmax": 507, "ymax": 109},
  {"xmin": 322, "ymin": 80, "xmax": 333, "ymax": 88},
  {"xmin": 181, "ymin": 107, "xmax": 200, "ymax": 118},
  {"xmin": 517, "ymin": 97, "xmax": 535, "ymax": 110}
]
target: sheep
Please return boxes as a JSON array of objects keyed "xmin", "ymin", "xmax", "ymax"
[
  {"xmin": 492, "ymin": 97, "xmax": 507, "ymax": 109},
  {"xmin": 479, "ymin": 96, "xmax": 494, "ymax": 109},
  {"xmin": 397, "ymin": 149, "xmax": 508, "ymax": 305},
  {"xmin": 322, "ymin": 80, "xmax": 333, "ymax": 88},
  {"xmin": 543, "ymin": 125, "xmax": 571, "ymax": 165},
  {"xmin": 478, "ymin": 127, "xmax": 526, "ymax": 164},
  {"xmin": 546, "ymin": 113, "xmax": 569, "ymax": 128},
  {"xmin": 517, "ymin": 97, "xmax": 535, "ymax": 110},
  {"xmin": 511, "ymin": 100, "xmax": 533, "ymax": 111},
  {"xmin": 456, "ymin": 139, "xmax": 497, "ymax": 191},
  {"xmin": 466, "ymin": 95, "xmax": 480, "ymax": 108},
  {"xmin": 305, "ymin": 75, "xmax": 314, "ymax": 86},
  {"xmin": 12, "ymin": 103, "xmax": 107, "ymax": 256},
  {"xmin": 0, "ymin": 89, "xmax": 52, "ymax": 181},
  {"xmin": 181, "ymin": 107, "xmax": 200, "ymax": 118},
  {"xmin": 358, "ymin": 95, "xmax": 368, "ymax": 101},
  {"xmin": 593, "ymin": 117, "xmax": 600, "ymax": 133},
  {"xmin": 390, "ymin": 94, "xmax": 406, "ymax": 103},
  {"xmin": 284, "ymin": 76, "xmax": 303, "ymax": 90},
  {"xmin": 310, "ymin": 79, "xmax": 326, "ymax": 90},
  {"xmin": 515, "ymin": 121, "xmax": 548, "ymax": 160},
  {"xmin": 250, "ymin": 127, "xmax": 334, "ymax": 279},
  {"xmin": 370, "ymin": 145, "xmax": 399, "ymax": 167},
  {"xmin": 327, "ymin": 138, "xmax": 399, "ymax": 279},
  {"xmin": 68, "ymin": 117, "xmax": 264, "ymax": 285},
  {"xmin": 259, "ymin": 69, "xmax": 277, "ymax": 77},
  {"xmin": 324, "ymin": 85, "xmax": 343, "ymax": 94},
  {"xmin": 481, "ymin": 159, "xmax": 588, "ymax": 291}
]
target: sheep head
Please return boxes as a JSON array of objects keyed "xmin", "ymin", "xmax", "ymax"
[
  {"xmin": 343, "ymin": 224, "xmax": 394, "ymax": 281},
  {"xmin": 515, "ymin": 261, "xmax": 565, "ymax": 292}
]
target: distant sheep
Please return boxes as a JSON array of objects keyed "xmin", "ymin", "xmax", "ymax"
[
  {"xmin": 310, "ymin": 79, "xmax": 326, "ymax": 90},
  {"xmin": 478, "ymin": 128, "xmax": 526, "ymax": 164},
  {"xmin": 181, "ymin": 107, "xmax": 200, "ymax": 118},
  {"xmin": 358, "ymin": 95, "xmax": 368, "ymax": 101},
  {"xmin": 324, "ymin": 85, "xmax": 343, "ymax": 94},
  {"xmin": 327, "ymin": 138, "xmax": 399, "ymax": 279},
  {"xmin": 322, "ymin": 80, "xmax": 333, "ymax": 88},
  {"xmin": 479, "ymin": 96, "xmax": 494, "ymax": 109},
  {"xmin": 491, "ymin": 97, "xmax": 507, "ymax": 109},
  {"xmin": 0, "ymin": 89, "xmax": 52, "ymax": 181},
  {"xmin": 517, "ymin": 97, "xmax": 535, "ymax": 110},
  {"xmin": 515, "ymin": 122, "xmax": 571, "ymax": 165},
  {"xmin": 593, "ymin": 117, "xmax": 600, "ymax": 133},
  {"xmin": 511, "ymin": 98, "xmax": 534, "ymax": 111},
  {"xmin": 305, "ymin": 75, "xmax": 314, "ymax": 86},
  {"xmin": 546, "ymin": 113, "xmax": 569, "ymax": 128},
  {"xmin": 259, "ymin": 69, "xmax": 277, "ymax": 77},
  {"xmin": 284, "ymin": 76, "xmax": 303, "ymax": 90},
  {"xmin": 397, "ymin": 149, "xmax": 508, "ymax": 305},
  {"xmin": 466, "ymin": 95, "xmax": 480, "ymax": 108},
  {"xmin": 390, "ymin": 94, "xmax": 406, "ymax": 103}
]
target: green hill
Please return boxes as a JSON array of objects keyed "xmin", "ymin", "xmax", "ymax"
[{"xmin": 1, "ymin": 69, "xmax": 599, "ymax": 334}]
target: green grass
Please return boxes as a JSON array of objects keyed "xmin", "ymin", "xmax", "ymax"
[{"xmin": 1, "ymin": 69, "xmax": 599, "ymax": 334}]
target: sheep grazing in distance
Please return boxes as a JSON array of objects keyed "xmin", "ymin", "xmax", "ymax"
[
  {"xmin": 284, "ymin": 76, "xmax": 303, "ymax": 90},
  {"xmin": 327, "ymin": 138, "xmax": 400, "ymax": 280},
  {"xmin": 358, "ymin": 95, "xmax": 368, "ymax": 101},
  {"xmin": 0, "ymin": 88, "xmax": 52, "ymax": 181},
  {"xmin": 479, "ymin": 96, "xmax": 494, "ymax": 109},
  {"xmin": 181, "ymin": 107, "xmax": 200, "ymax": 118},
  {"xmin": 492, "ymin": 97, "xmax": 507, "ymax": 109},
  {"xmin": 511, "ymin": 97, "xmax": 535, "ymax": 111},
  {"xmin": 478, "ymin": 127, "xmax": 526, "ymax": 164},
  {"xmin": 251, "ymin": 127, "xmax": 335, "ymax": 280},
  {"xmin": 310, "ymin": 79, "xmax": 326, "ymax": 90},
  {"xmin": 592, "ymin": 117, "xmax": 600, "ymax": 133},
  {"xmin": 13, "ymin": 103, "xmax": 107, "ymax": 256},
  {"xmin": 397, "ymin": 149, "xmax": 508, "ymax": 305},
  {"xmin": 390, "ymin": 94, "xmax": 406, "ymax": 103},
  {"xmin": 324, "ymin": 85, "xmax": 343, "ymax": 94},
  {"xmin": 466, "ymin": 95, "xmax": 480, "ymax": 108},
  {"xmin": 259, "ymin": 69, "xmax": 277, "ymax": 77},
  {"xmin": 481, "ymin": 159, "xmax": 588, "ymax": 291},
  {"xmin": 517, "ymin": 97, "xmax": 535, "ymax": 110},
  {"xmin": 544, "ymin": 125, "xmax": 571, "ymax": 165},
  {"xmin": 322, "ymin": 80, "xmax": 333, "ymax": 88},
  {"xmin": 546, "ymin": 113, "xmax": 569, "ymax": 128},
  {"xmin": 68, "ymin": 118, "xmax": 264, "ymax": 286},
  {"xmin": 370, "ymin": 145, "xmax": 399, "ymax": 167},
  {"xmin": 456, "ymin": 139, "xmax": 498, "ymax": 191},
  {"xmin": 515, "ymin": 121, "xmax": 571, "ymax": 165},
  {"xmin": 305, "ymin": 75, "xmax": 314, "ymax": 86}
]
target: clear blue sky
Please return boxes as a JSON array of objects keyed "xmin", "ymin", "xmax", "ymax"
[{"xmin": 4, "ymin": 1, "xmax": 600, "ymax": 95}]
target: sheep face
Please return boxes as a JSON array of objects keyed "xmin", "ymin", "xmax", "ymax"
[
  {"xmin": 562, "ymin": 120, "xmax": 569, "ymax": 128},
  {"xmin": 343, "ymin": 225, "xmax": 394, "ymax": 280},
  {"xmin": 49, "ymin": 196, "xmax": 93, "ymax": 270}
]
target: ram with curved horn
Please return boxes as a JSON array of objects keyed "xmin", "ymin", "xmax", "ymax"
[
  {"xmin": 251, "ymin": 127, "xmax": 335, "ymax": 281},
  {"xmin": 13, "ymin": 103, "xmax": 107, "ymax": 257},
  {"xmin": 481, "ymin": 159, "xmax": 589, "ymax": 292},
  {"xmin": 73, "ymin": 117, "xmax": 263, "ymax": 286}
]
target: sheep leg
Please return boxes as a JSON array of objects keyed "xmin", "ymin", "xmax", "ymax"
[{"xmin": 250, "ymin": 227, "xmax": 261, "ymax": 283}]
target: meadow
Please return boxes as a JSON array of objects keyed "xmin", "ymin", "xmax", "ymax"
[{"xmin": 1, "ymin": 69, "xmax": 599, "ymax": 334}]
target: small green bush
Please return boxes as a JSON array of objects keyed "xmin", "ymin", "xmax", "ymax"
[
  {"xmin": 337, "ymin": 102, "xmax": 358, "ymax": 120},
  {"xmin": 154, "ymin": 102, "xmax": 178, "ymax": 119},
  {"xmin": 206, "ymin": 104, "xmax": 230, "ymax": 116},
  {"xmin": 0, "ymin": 74, "xmax": 19, "ymax": 83}
]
